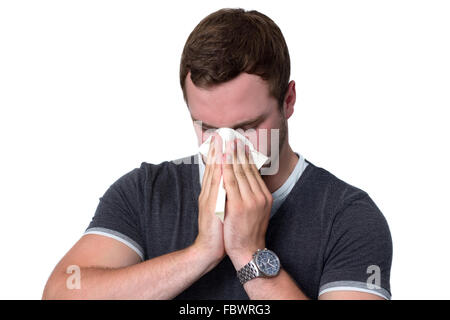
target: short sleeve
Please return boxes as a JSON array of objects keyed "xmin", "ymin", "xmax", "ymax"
[
  {"xmin": 84, "ymin": 166, "xmax": 146, "ymax": 260},
  {"xmin": 319, "ymin": 193, "xmax": 393, "ymax": 299}
]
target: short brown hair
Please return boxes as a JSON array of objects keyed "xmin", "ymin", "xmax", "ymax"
[{"xmin": 180, "ymin": 8, "xmax": 291, "ymax": 109}]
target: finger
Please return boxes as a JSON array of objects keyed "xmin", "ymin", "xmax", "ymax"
[
  {"xmin": 202, "ymin": 134, "xmax": 215, "ymax": 179},
  {"xmin": 233, "ymin": 139, "xmax": 252, "ymax": 197},
  {"xmin": 209, "ymin": 133, "xmax": 223, "ymax": 193},
  {"xmin": 213, "ymin": 133, "xmax": 223, "ymax": 165},
  {"xmin": 242, "ymin": 144, "xmax": 264, "ymax": 195},
  {"xmin": 202, "ymin": 135, "xmax": 216, "ymax": 198},
  {"xmin": 222, "ymin": 139, "xmax": 241, "ymax": 201},
  {"xmin": 205, "ymin": 134, "xmax": 216, "ymax": 165},
  {"xmin": 248, "ymin": 151, "xmax": 272, "ymax": 200},
  {"xmin": 207, "ymin": 160, "xmax": 223, "ymax": 205}
]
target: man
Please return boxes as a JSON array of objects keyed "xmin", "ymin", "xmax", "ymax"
[{"xmin": 43, "ymin": 8, "xmax": 392, "ymax": 300}]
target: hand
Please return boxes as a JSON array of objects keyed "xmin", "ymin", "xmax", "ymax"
[
  {"xmin": 222, "ymin": 139, "xmax": 273, "ymax": 270},
  {"xmin": 193, "ymin": 134, "xmax": 226, "ymax": 264}
]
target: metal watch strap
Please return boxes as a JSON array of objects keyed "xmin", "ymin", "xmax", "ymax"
[{"xmin": 237, "ymin": 260, "xmax": 260, "ymax": 285}]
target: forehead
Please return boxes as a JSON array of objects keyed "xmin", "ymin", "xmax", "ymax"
[{"xmin": 185, "ymin": 72, "xmax": 275, "ymax": 127}]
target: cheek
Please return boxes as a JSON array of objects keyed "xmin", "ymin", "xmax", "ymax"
[
  {"xmin": 244, "ymin": 122, "xmax": 273, "ymax": 156},
  {"xmin": 254, "ymin": 118, "xmax": 282, "ymax": 156}
]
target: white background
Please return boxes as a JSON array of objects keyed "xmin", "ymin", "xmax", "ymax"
[{"xmin": 1, "ymin": 0, "xmax": 449, "ymax": 299}]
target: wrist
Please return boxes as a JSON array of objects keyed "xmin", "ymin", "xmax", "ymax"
[
  {"xmin": 228, "ymin": 244, "xmax": 265, "ymax": 271},
  {"xmin": 189, "ymin": 242, "xmax": 224, "ymax": 272},
  {"xmin": 235, "ymin": 248, "xmax": 282, "ymax": 286}
]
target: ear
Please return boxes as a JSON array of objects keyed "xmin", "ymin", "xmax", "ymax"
[{"xmin": 282, "ymin": 80, "xmax": 296, "ymax": 119}]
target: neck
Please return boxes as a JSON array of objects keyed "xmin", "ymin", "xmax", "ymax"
[{"xmin": 262, "ymin": 142, "xmax": 299, "ymax": 193}]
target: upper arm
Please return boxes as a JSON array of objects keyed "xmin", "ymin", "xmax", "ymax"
[
  {"xmin": 83, "ymin": 166, "xmax": 147, "ymax": 260},
  {"xmin": 54, "ymin": 234, "xmax": 142, "ymax": 272},
  {"xmin": 43, "ymin": 234, "xmax": 142, "ymax": 298},
  {"xmin": 318, "ymin": 193, "xmax": 393, "ymax": 300},
  {"xmin": 76, "ymin": 165, "xmax": 148, "ymax": 268}
]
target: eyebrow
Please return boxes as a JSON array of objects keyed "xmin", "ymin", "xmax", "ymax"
[{"xmin": 191, "ymin": 114, "xmax": 266, "ymax": 130}]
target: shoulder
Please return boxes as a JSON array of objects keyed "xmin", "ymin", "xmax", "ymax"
[
  {"xmin": 103, "ymin": 155, "xmax": 198, "ymax": 202},
  {"xmin": 114, "ymin": 154, "xmax": 199, "ymax": 200},
  {"xmin": 303, "ymin": 160, "xmax": 369, "ymax": 209},
  {"xmin": 122, "ymin": 154, "xmax": 197, "ymax": 184},
  {"xmin": 139, "ymin": 154, "xmax": 197, "ymax": 184},
  {"xmin": 304, "ymin": 160, "xmax": 391, "ymax": 235}
]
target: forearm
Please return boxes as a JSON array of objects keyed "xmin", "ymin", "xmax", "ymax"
[
  {"xmin": 242, "ymin": 268, "xmax": 310, "ymax": 300},
  {"xmin": 229, "ymin": 252, "xmax": 310, "ymax": 300},
  {"xmin": 43, "ymin": 244, "xmax": 218, "ymax": 300}
]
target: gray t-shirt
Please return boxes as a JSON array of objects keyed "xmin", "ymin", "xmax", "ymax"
[{"xmin": 85, "ymin": 154, "xmax": 393, "ymax": 299}]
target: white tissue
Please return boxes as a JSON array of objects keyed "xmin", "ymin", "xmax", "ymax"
[{"xmin": 198, "ymin": 128, "xmax": 269, "ymax": 222}]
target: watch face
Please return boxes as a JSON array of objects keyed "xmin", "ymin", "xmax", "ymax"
[{"xmin": 255, "ymin": 249, "xmax": 280, "ymax": 276}]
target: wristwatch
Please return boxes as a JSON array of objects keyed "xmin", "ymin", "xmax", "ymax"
[{"xmin": 236, "ymin": 248, "xmax": 281, "ymax": 285}]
